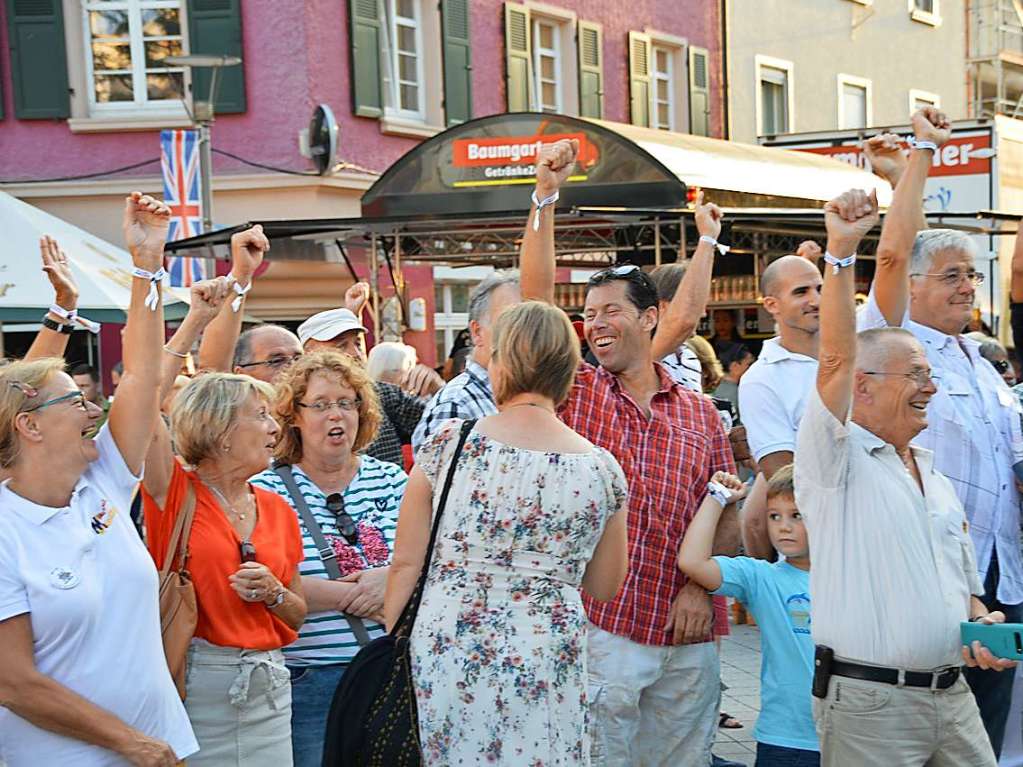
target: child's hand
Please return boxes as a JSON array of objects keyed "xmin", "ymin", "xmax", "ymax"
[{"xmin": 710, "ymin": 472, "xmax": 748, "ymax": 504}]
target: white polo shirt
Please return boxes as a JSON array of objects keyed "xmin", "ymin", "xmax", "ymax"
[
  {"xmin": 0, "ymin": 426, "xmax": 197, "ymax": 766},
  {"xmin": 795, "ymin": 389, "xmax": 984, "ymax": 670},
  {"xmin": 738, "ymin": 337, "xmax": 819, "ymax": 462}
]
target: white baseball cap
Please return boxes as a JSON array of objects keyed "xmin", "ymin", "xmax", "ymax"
[{"xmin": 297, "ymin": 308, "xmax": 367, "ymax": 345}]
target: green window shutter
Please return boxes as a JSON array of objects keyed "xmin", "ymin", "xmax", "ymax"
[
  {"xmin": 441, "ymin": 0, "xmax": 472, "ymax": 126},
  {"xmin": 348, "ymin": 0, "xmax": 383, "ymax": 117},
  {"xmin": 187, "ymin": 0, "xmax": 246, "ymax": 114},
  {"xmin": 504, "ymin": 2, "xmax": 532, "ymax": 112},
  {"xmin": 628, "ymin": 31, "xmax": 651, "ymax": 127},
  {"xmin": 6, "ymin": 0, "xmax": 69, "ymax": 119},
  {"xmin": 577, "ymin": 21, "xmax": 603, "ymax": 119},
  {"xmin": 689, "ymin": 45, "xmax": 710, "ymax": 136}
]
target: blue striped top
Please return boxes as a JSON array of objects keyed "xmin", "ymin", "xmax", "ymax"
[{"xmin": 252, "ymin": 457, "xmax": 407, "ymax": 666}]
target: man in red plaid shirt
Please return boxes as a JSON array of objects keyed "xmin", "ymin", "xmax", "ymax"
[{"xmin": 520, "ymin": 140, "xmax": 741, "ymax": 766}]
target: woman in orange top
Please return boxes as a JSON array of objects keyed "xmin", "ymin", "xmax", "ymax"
[{"xmin": 142, "ymin": 372, "xmax": 306, "ymax": 767}]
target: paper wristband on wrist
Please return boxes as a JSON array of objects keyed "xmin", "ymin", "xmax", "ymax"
[
  {"xmin": 698, "ymin": 235, "xmax": 730, "ymax": 256},
  {"xmin": 707, "ymin": 481, "xmax": 733, "ymax": 507},
  {"xmin": 48, "ymin": 304, "xmax": 100, "ymax": 334},
  {"xmin": 227, "ymin": 273, "xmax": 251, "ymax": 312},
  {"xmin": 823, "ymin": 251, "xmax": 856, "ymax": 275},
  {"xmin": 131, "ymin": 267, "xmax": 166, "ymax": 311},
  {"xmin": 530, "ymin": 189, "xmax": 560, "ymax": 232},
  {"xmin": 907, "ymin": 137, "xmax": 938, "ymax": 153}
]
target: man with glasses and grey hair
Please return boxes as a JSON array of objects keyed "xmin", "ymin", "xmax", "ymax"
[
  {"xmin": 411, "ymin": 270, "xmax": 521, "ymax": 452},
  {"xmin": 858, "ymin": 107, "xmax": 1023, "ymax": 757}
]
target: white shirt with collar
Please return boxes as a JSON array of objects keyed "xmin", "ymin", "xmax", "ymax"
[
  {"xmin": 795, "ymin": 389, "xmax": 984, "ymax": 670},
  {"xmin": 738, "ymin": 337, "xmax": 819, "ymax": 462},
  {"xmin": 0, "ymin": 426, "xmax": 197, "ymax": 766},
  {"xmin": 858, "ymin": 291, "xmax": 1023, "ymax": 606}
]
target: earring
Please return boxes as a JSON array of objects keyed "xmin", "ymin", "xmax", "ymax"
[{"xmin": 223, "ymin": 443, "xmax": 231, "ymax": 452}]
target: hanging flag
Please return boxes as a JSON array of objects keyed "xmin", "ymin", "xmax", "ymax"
[{"xmin": 160, "ymin": 129, "xmax": 206, "ymax": 287}]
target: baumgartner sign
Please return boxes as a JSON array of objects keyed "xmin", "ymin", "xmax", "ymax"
[{"xmin": 449, "ymin": 132, "xmax": 600, "ymax": 187}]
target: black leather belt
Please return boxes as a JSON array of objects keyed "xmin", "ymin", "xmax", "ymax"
[{"xmin": 832, "ymin": 659, "xmax": 960, "ymax": 690}]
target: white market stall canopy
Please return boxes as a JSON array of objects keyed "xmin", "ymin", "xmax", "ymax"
[{"xmin": 0, "ymin": 191, "xmax": 189, "ymax": 322}]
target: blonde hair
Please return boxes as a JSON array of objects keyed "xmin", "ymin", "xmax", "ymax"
[
  {"xmin": 685, "ymin": 335, "xmax": 724, "ymax": 392},
  {"xmin": 766, "ymin": 463, "xmax": 795, "ymax": 500},
  {"xmin": 171, "ymin": 372, "xmax": 276, "ymax": 466},
  {"xmin": 366, "ymin": 342, "xmax": 417, "ymax": 382},
  {"xmin": 490, "ymin": 301, "xmax": 580, "ymax": 406},
  {"xmin": 273, "ymin": 351, "xmax": 381, "ymax": 464},
  {"xmin": 0, "ymin": 358, "xmax": 66, "ymax": 468}
]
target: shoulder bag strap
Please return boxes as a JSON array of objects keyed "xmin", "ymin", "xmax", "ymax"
[
  {"xmin": 158, "ymin": 479, "xmax": 197, "ymax": 579},
  {"xmin": 273, "ymin": 464, "xmax": 372, "ymax": 647},
  {"xmin": 395, "ymin": 418, "xmax": 476, "ymax": 634}
]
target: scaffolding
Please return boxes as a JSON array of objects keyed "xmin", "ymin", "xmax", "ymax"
[{"xmin": 969, "ymin": 0, "xmax": 1023, "ymax": 118}]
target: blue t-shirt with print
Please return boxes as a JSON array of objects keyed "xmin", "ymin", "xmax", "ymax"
[{"xmin": 712, "ymin": 556, "xmax": 817, "ymax": 752}]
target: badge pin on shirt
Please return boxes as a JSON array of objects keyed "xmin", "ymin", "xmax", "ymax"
[{"xmin": 49, "ymin": 567, "xmax": 80, "ymax": 590}]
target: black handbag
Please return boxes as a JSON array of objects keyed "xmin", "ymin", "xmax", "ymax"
[{"xmin": 321, "ymin": 419, "xmax": 475, "ymax": 767}]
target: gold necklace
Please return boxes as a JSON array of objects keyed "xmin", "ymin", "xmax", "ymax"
[{"xmin": 208, "ymin": 483, "xmax": 252, "ymax": 521}]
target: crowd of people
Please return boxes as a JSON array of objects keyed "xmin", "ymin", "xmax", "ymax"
[{"xmin": 0, "ymin": 106, "xmax": 1021, "ymax": 767}]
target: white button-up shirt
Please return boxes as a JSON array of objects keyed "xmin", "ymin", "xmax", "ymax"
[
  {"xmin": 739, "ymin": 337, "xmax": 819, "ymax": 462},
  {"xmin": 859, "ymin": 292, "xmax": 1023, "ymax": 605},
  {"xmin": 0, "ymin": 426, "xmax": 197, "ymax": 766},
  {"xmin": 795, "ymin": 389, "xmax": 984, "ymax": 670}
]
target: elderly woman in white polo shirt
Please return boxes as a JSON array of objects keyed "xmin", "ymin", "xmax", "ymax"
[{"xmin": 0, "ymin": 194, "xmax": 196, "ymax": 766}]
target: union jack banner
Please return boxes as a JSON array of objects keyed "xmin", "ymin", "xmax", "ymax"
[{"xmin": 160, "ymin": 129, "xmax": 206, "ymax": 287}]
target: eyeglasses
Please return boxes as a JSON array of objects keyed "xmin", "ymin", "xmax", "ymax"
[
  {"xmin": 237, "ymin": 353, "xmax": 302, "ymax": 370},
  {"xmin": 992, "ymin": 359, "xmax": 1011, "ymax": 375},
  {"xmin": 325, "ymin": 492, "xmax": 359, "ymax": 545},
  {"xmin": 909, "ymin": 270, "xmax": 985, "ymax": 288},
  {"xmin": 239, "ymin": 540, "xmax": 257, "ymax": 563},
  {"xmin": 297, "ymin": 398, "xmax": 362, "ymax": 414},
  {"xmin": 588, "ymin": 264, "xmax": 641, "ymax": 285},
  {"xmin": 23, "ymin": 390, "xmax": 88, "ymax": 413},
  {"xmin": 862, "ymin": 369, "xmax": 939, "ymax": 387}
]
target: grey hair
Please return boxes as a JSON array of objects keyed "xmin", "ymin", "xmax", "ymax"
[
  {"xmin": 965, "ymin": 332, "xmax": 1007, "ymax": 363},
  {"xmin": 855, "ymin": 327, "xmax": 918, "ymax": 371},
  {"xmin": 649, "ymin": 263, "xmax": 688, "ymax": 302},
  {"xmin": 468, "ymin": 269, "xmax": 521, "ymax": 325},
  {"xmin": 910, "ymin": 229, "xmax": 978, "ymax": 275},
  {"xmin": 366, "ymin": 342, "xmax": 417, "ymax": 381}
]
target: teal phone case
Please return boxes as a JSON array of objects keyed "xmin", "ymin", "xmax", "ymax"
[{"xmin": 960, "ymin": 622, "xmax": 1023, "ymax": 661}]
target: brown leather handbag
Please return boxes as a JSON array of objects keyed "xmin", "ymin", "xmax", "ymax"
[{"xmin": 157, "ymin": 481, "xmax": 198, "ymax": 699}]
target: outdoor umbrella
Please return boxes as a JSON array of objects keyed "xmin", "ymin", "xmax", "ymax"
[{"xmin": 0, "ymin": 190, "xmax": 190, "ymax": 324}]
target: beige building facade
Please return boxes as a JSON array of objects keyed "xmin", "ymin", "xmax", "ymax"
[{"xmin": 726, "ymin": 0, "xmax": 968, "ymax": 143}]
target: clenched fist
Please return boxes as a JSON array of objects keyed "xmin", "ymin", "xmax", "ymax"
[{"xmin": 535, "ymin": 138, "xmax": 579, "ymax": 199}]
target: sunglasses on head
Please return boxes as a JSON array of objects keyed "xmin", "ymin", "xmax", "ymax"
[
  {"xmin": 325, "ymin": 493, "xmax": 359, "ymax": 546},
  {"xmin": 992, "ymin": 359, "xmax": 1011, "ymax": 375},
  {"xmin": 588, "ymin": 264, "xmax": 641, "ymax": 285}
]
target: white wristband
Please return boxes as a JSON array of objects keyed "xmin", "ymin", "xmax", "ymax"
[
  {"xmin": 531, "ymin": 189, "xmax": 560, "ymax": 232},
  {"xmin": 228, "ymin": 273, "xmax": 251, "ymax": 312},
  {"xmin": 707, "ymin": 481, "xmax": 732, "ymax": 507},
  {"xmin": 698, "ymin": 235, "xmax": 730, "ymax": 256},
  {"xmin": 131, "ymin": 266, "xmax": 166, "ymax": 311},
  {"xmin": 908, "ymin": 137, "xmax": 938, "ymax": 153},
  {"xmin": 48, "ymin": 303, "xmax": 100, "ymax": 333},
  {"xmin": 823, "ymin": 251, "xmax": 856, "ymax": 275}
]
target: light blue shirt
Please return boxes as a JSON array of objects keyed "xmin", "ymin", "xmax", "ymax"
[
  {"xmin": 712, "ymin": 557, "xmax": 817, "ymax": 752},
  {"xmin": 859, "ymin": 291, "xmax": 1023, "ymax": 605}
]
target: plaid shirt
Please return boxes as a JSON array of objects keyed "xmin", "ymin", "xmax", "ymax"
[
  {"xmin": 412, "ymin": 359, "xmax": 498, "ymax": 453},
  {"xmin": 560, "ymin": 362, "xmax": 735, "ymax": 646},
  {"xmin": 364, "ymin": 382, "xmax": 424, "ymax": 467}
]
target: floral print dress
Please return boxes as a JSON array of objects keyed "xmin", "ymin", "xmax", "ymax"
[{"xmin": 411, "ymin": 420, "xmax": 627, "ymax": 766}]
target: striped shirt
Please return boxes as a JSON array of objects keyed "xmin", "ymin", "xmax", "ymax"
[
  {"xmin": 411, "ymin": 358, "xmax": 498, "ymax": 453},
  {"xmin": 251, "ymin": 457, "xmax": 408, "ymax": 666}
]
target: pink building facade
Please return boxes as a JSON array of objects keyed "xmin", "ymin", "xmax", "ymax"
[{"xmin": 0, "ymin": 0, "xmax": 723, "ymax": 371}]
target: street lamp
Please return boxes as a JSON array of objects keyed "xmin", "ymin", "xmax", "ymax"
[{"xmin": 164, "ymin": 54, "xmax": 242, "ymax": 234}]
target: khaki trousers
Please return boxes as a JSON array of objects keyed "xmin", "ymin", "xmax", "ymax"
[{"xmin": 814, "ymin": 674, "xmax": 996, "ymax": 767}]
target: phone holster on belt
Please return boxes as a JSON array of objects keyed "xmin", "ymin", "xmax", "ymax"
[{"xmin": 812, "ymin": 645, "xmax": 835, "ymax": 699}]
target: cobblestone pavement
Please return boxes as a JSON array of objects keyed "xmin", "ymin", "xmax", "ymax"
[{"xmin": 713, "ymin": 623, "xmax": 762, "ymax": 767}]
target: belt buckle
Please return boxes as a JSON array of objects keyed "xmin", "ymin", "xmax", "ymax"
[
  {"xmin": 930, "ymin": 670, "xmax": 941, "ymax": 692},
  {"xmin": 896, "ymin": 668, "xmax": 907, "ymax": 688},
  {"xmin": 318, "ymin": 546, "xmax": 336, "ymax": 561}
]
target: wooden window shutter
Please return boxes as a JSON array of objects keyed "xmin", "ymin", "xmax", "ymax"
[
  {"xmin": 628, "ymin": 31, "xmax": 651, "ymax": 127},
  {"xmin": 504, "ymin": 2, "xmax": 532, "ymax": 112},
  {"xmin": 6, "ymin": 0, "xmax": 69, "ymax": 119},
  {"xmin": 347, "ymin": 0, "xmax": 383, "ymax": 117},
  {"xmin": 577, "ymin": 21, "xmax": 603, "ymax": 119},
  {"xmin": 442, "ymin": 0, "xmax": 472, "ymax": 126},
  {"xmin": 187, "ymin": 0, "xmax": 246, "ymax": 114},
  {"xmin": 688, "ymin": 45, "xmax": 710, "ymax": 136}
]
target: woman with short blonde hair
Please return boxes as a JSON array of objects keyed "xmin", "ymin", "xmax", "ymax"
[
  {"xmin": 251, "ymin": 351, "xmax": 407, "ymax": 767},
  {"xmin": 490, "ymin": 300, "xmax": 580, "ymax": 406}
]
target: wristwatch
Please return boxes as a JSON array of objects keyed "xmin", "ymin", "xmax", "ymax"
[
  {"xmin": 706, "ymin": 481, "xmax": 733, "ymax": 507},
  {"xmin": 266, "ymin": 589, "xmax": 286, "ymax": 609},
  {"xmin": 41, "ymin": 315, "xmax": 73, "ymax": 335}
]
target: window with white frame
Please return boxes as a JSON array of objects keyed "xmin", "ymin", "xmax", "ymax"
[
  {"xmin": 758, "ymin": 63, "xmax": 790, "ymax": 135},
  {"xmin": 83, "ymin": 1, "xmax": 186, "ymax": 112},
  {"xmin": 382, "ymin": 0, "xmax": 426, "ymax": 120},
  {"xmin": 837, "ymin": 75, "xmax": 871, "ymax": 129},
  {"xmin": 914, "ymin": 0, "xmax": 934, "ymax": 12},
  {"xmin": 652, "ymin": 46, "xmax": 675, "ymax": 131},
  {"xmin": 910, "ymin": 0, "xmax": 940, "ymax": 24},
  {"xmin": 910, "ymin": 89, "xmax": 941, "ymax": 111},
  {"xmin": 533, "ymin": 18, "xmax": 562, "ymax": 113},
  {"xmin": 434, "ymin": 283, "xmax": 471, "ymax": 363}
]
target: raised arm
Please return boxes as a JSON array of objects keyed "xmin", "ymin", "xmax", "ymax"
[
  {"xmin": 197, "ymin": 225, "xmax": 269, "ymax": 371},
  {"xmin": 817, "ymin": 190, "xmax": 881, "ymax": 421},
  {"xmin": 871, "ymin": 110, "xmax": 950, "ymax": 326},
  {"xmin": 678, "ymin": 472, "xmax": 748, "ymax": 591},
  {"xmin": 651, "ymin": 193, "xmax": 723, "ymax": 360},
  {"xmin": 106, "ymin": 193, "xmax": 170, "ymax": 477},
  {"xmin": 25, "ymin": 237, "xmax": 80, "ymax": 361},
  {"xmin": 519, "ymin": 139, "xmax": 579, "ymax": 304}
]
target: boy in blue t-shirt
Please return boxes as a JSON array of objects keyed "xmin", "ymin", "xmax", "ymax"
[{"xmin": 678, "ymin": 464, "xmax": 818, "ymax": 767}]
